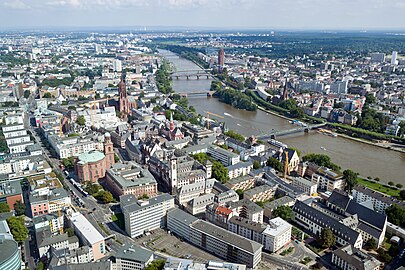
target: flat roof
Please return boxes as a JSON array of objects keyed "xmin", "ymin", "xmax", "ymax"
[
  {"xmin": 69, "ymin": 212, "xmax": 104, "ymax": 245},
  {"xmin": 114, "ymin": 244, "xmax": 153, "ymax": 263},
  {"xmin": 192, "ymin": 220, "xmax": 262, "ymax": 255},
  {"xmin": 0, "ymin": 239, "xmax": 19, "ymax": 265},
  {"xmin": 263, "ymin": 217, "xmax": 292, "ymax": 237}
]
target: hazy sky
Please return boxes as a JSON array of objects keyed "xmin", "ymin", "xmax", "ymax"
[{"xmin": 1, "ymin": 0, "xmax": 405, "ymax": 30}]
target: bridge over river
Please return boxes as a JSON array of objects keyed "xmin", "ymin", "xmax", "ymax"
[
  {"xmin": 170, "ymin": 69, "xmax": 213, "ymax": 80},
  {"xmin": 258, "ymin": 123, "xmax": 327, "ymax": 140}
]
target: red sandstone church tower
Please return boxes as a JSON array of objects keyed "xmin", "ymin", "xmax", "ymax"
[
  {"xmin": 118, "ymin": 74, "xmax": 129, "ymax": 117},
  {"xmin": 104, "ymin": 132, "xmax": 115, "ymax": 169}
]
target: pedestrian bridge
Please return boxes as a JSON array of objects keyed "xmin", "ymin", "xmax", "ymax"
[{"xmin": 258, "ymin": 123, "xmax": 327, "ymax": 140}]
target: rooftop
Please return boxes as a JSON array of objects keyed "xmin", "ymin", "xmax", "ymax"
[
  {"xmin": 69, "ymin": 212, "xmax": 104, "ymax": 245},
  {"xmin": 77, "ymin": 151, "xmax": 105, "ymax": 165},
  {"xmin": 0, "ymin": 239, "xmax": 19, "ymax": 265},
  {"xmin": 263, "ymin": 217, "xmax": 292, "ymax": 237},
  {"xmin": 114, "ymin": 244, "xmax": 153, "ymax": 263},
  {"xmin": 191, "ymin": 220, "xmax": 263, "ymax": 255},
  {"xmin": 120, "ymin": 193, "xmax": 173, "ymax": 213}
]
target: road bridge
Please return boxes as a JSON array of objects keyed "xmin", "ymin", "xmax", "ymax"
[
  {"xmin": 170, "ymin": 69, "xmax": 213, "ymax": 80},
  {"xmin": 258, "ymin": 123, "xmax": 327, "ymax": 140}
]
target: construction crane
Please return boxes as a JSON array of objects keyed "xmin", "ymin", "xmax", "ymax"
[
  {"xmin": 283, "ymin": 151, "xmax": 290, "ymax": 179},
  {"xmin": 205, "ymin": 111, "xmax": 224, "ymax": 129}
]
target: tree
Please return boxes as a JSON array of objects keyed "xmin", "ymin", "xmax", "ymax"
[
  {"xmin": 253, "ymin": 160, "xmax": 261, "ymax": 170},
  {"xmin": 378, "ymin": 248, "xmax": 393, "ymax": 263},
  {"xmin": 43, "ymin": 92, "xmax": 52, "ymax": 98},
  {"xmin": 319, "ymin": 228, "xmax": 336, "ymax": 248},
  {"xmin": 396, "ymin": 184, "xmax": 403, "ymax": 189},
  {"xmin": 224, "ymin": 130, "xmax": 245, "ymax": 142},
  {"xmin": 144, "ymin": 259, "xmax": 166, "ymax": 270},
  {"xmin": 388, "ymin": 181, "xmax": 394, "ymax": 186},
  {"xmin": 272, "ymin": 205, "xmax": 294, "ymax": 221},
  {"xmin": 236, "ymin": 189, "xmax": 244, "ymax": 200},
  {"xmin": 385, "ymin": 204, "xmax": 405, "ymax": 226},
  {"xmin": 400, "ymin": 190, "xmax": 405, "ymax": 200},
  {"xmin": 212, "ymin": 161, "xmax": 229, "ymax": 184},
  {"xmin": 84, "ymin": 182, "xmax": 101, "ymax": 196},
  {"xmin": 65, "ymin": 227, "xmax": 75, "ymax": 237},
  {"xmin": 267, "ymin": 157, "xmax": 283, "ymax": 172},
  {"xmin": 114, "ymin": 153, "xmax": 120, "ymax": 163},
  {"xmin": 6, "ymin": 216, "xmax": 28, "ymax": 243},
  {"xmin": 13, "ymin": 201, "xmax": 25, "ymax": 216},
  {"xmin": 36, "ymin": 261, "xmax": 44, "ymax": 270},
  {"xmin": 302, "ymin": 153, "xmax": 340, "ymax": 171},
  {"xmin": 76, "ymin": 115, "xmax": 86, "ymax": 126},
  {"xmin": 96, "ymin": 190, "xmax": 114, "ymax": 204},
  {"xmin": 365, "ymin": 238, "xmax": 377, "ymax": 250},
  {"xmin": 23, "ymin": 90, "xmax": 31, "ymax": 99},
  {"xmin": 138, "ymin": 194, "xmax": 149, "ymax": 200},
  {"xmin": 343, "ymin": 169, "xmax": 358, "ymax": 191},
  {"xmin": 0, "ymin": 202, "xmax": 10, "ymax": 213},
  {"xmin": 61, "ymin": 157, "xmax": 75, "ymax": 171}
]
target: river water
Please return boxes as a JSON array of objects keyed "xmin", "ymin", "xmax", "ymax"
[{"xmin": 160, "ymin": 50, "xmax": 405, "ymax": 185}]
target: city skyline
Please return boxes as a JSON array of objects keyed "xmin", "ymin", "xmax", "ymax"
[{"xmin": 1, "ymin": 0, "xmax": 405, "ymax": 30}]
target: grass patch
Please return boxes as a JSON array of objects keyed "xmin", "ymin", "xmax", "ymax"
[
  {"xmin": 357, "ymin": 178, "xmax": 400, "ymax": 197},
  {"xmin": 300, "ymin": 257, "xmax": 312, "ymax": 265},
  {"xmin": 280, "ymin": 247, "xmax": 294, "ymax": 256},
  {"xmin": 112, "ymin": 213, "xmax": 125, "ymax": 230},
  {"xmin": 307, "ymin": 240, "xmax": 324, "ymax": 254},
  {"xmin": 97, "ymin": 222, "xmax": 109, "ymax": 235}
]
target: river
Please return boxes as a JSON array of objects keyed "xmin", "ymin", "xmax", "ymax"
[{"xmin": 159, "ymin": 50, "xmax": 405, "ymax": 185}]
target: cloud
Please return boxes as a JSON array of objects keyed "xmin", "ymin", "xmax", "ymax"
[{"xmin": 2, "ymin": 0, "xmax": 31, "ymax": 9}]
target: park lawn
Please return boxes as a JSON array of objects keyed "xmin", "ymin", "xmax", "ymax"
[
  {"xmin": 357, "ymin": 178, "xmax": 400, "ymax": 197},
  {"xmin": 111, "ymin": 213, "xmax": 125, "ymax": 230}
]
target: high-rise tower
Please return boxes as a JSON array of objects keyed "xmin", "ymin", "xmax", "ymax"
[
  {"xmin": 118, "ymin": 74, "xmax": 129, "ymax": 116},
  {"xmin": 218, "ymin": 48, "xmax": 225, "ymax": 69}
]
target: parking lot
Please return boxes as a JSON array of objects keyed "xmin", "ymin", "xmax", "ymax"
[{"xmin": 133, "ymin": 229, "xmax": 221, "ymax": 263}]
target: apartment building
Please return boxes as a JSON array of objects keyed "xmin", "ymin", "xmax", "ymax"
[
  {"xmin": 226, "ymin": 161, "xmax": 253, "ymax": 179},
  {"xmin": 121, "ymin": 193, "xmax": 174, "ymax": 238},
  {"xmin": 332, "ymin": 245, "xmax": 381, "ymax": 270},
  {"xmin": 225, "ymin": 175, "xmax": 256, "ymax": 191},
  {"xmin": 244, "ymin": 184, "xmax": 277, "ymax": 202},
  {"xmin": 311, "ymin": 167, "xmax": 345, "ymax": 192},
  {"xmin": 290, "ymin": 177, "xmax": 318, "ymax": 196},
  {"xmin": 352, "ymin": 185, "xmax": 405, "ymax": 214},
  {"xmin": 36, "ymin": 231, "xmax": 79, "ymax": 258}
]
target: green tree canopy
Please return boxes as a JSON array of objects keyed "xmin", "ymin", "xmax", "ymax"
[
  {"xmin": 272, "ymin": 205, "xmax": 294, "ymax": 221},
  {"xmin": 76, "ymin": 115, "xmax": 86, "ymax": 126},
  {"xmin": 212, "ymin": 161, "xmax": 229, "ymax": 184},
  {"xmin": 235, "ymin": 189, "xmax": 244, "ymax": 200},
  {"xmin": 13, "ymin": 201, "xmax": 26, "ymax": 216},
  {"xmin": 319, "ymin": 228, "xmax": 336, "ymax": 248},
  {"xmin": 267, "ymin": 157, "xmax": 283, "ymax": 172},
  {"xmin": 96, "ymin": 190, "xmax": 114, "ymax": 204},
  {"xmin": 224, "ymin": 130, "xmax": 245, "ymax": 142},
  {"xmin": 302, "ymin": 153, "xmax": 340, "ymax": 171},
  {"xmin": 145, "ymin": 259, "xmax": 166, "ymax": 270},
  {"xmin": 343, "ymin": 169, "xmax": 359, "ymax": 191},
  {"xmin": 43, "ymin": 92, "xmax": 52, "ymax": 98},
  {"xmin": 385, "ymin": 204, "xmax": 405, "ymax": 226},
  {"xmin": 253, "ymin": 160, "xmax": 261, "ymax": 170},
  {"xmin": 65, "ymin": 227, "xmax": 75, "ymax": 237},
  {"xmin": 7, "ymin": 216, "xmax": 28, "ymax": 243},
  {"xmin": 23, "ymin": 90, "xmax": 31, "ymax": 99},
  {"xmin": 0, "ymin": 202, "xmax": 10, "ymax": 213}
]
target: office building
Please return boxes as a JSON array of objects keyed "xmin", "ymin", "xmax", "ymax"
[
  {"xmin": 113, "ymin": 244, "xmax": 154, "ymax": 270},
  {"xmin": 391, "ymin": 51, "xmax": 398, "ymax": 65},
  {"xmin": 167, "ymin": 209, "xmax": 262, "ymax": 269},
  {"xmin": 113, "ymin": 59, "xmax": 123, "ymax": 72},
  {"xmin": 207, "ymin": 146, "xmax": 240, "ymax": 167},
  {"xmin": 218, "ymin": 48, "xmax": 225, "ymax": 67},
  {"xmin": 0, "ymin": 239, "xmax": 21, "ymax": 270},
  {"xmin": 370, "ymin": 53, "xmax": 385, "ymax": 63},
  {"xmin": 121, "ymin": 193, "xmax": 174, "ymax": 238},
  {"xmin": 36, "ymin": 231, "xmax": 79, "ymax": 258},
  {"xmin": 68, "ymin": 212, "xmax": 106, "ymax": 261},
  {"xmin": 329, "ymin": 81, "xmax": 348, "ymax": 94},
  {"xmin": 105, "ymin": 162, "xmax": 157, "ymax": 198},
  {"xmin": 0, "ymin": 181, "xmax": 23, "ymax": 210}
]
